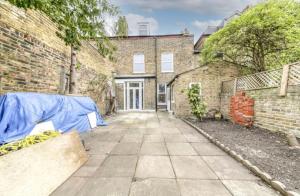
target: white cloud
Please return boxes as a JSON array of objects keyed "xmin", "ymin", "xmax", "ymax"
[
  {"xmin": 192, "ymin": 20, "xmax": 221, "ymax": 34},
  {"xmin": 125, "ymin": 13, "xmax": 159, "ymax": 35},
  {"xmin": 113, "ymin": 0, "xmax": 260, "ymax": 16},
  {"xmin": 104, "ymin": 14, "xmax": 118, "ymax": 36}
]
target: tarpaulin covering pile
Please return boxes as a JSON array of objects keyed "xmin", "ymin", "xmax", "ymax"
[{"xmin": 0, "ymin": 93, "xmax": 106, "ymax": 144}]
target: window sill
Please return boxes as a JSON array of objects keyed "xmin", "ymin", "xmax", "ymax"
[{"xmin": 161, "ymin": 71, "xmax": 174, "ymax": 73}]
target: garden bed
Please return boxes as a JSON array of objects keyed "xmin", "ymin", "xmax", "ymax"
[{"xmin": 187, "ymin": 118, "xmax": 300, "ymax": 193}]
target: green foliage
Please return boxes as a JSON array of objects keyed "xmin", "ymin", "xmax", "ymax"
[
  {"xmin": 114, "ymin": 16, "xmax": 128, "ymax": 37},
  {"xmin": 7, "ymin": 0, "xmax": 118, "ymax": 58},
  {"xmin": 0, "ymin": 131, "xmax": 60, "ymax": 156},
  {"xmin": 201, "ymin": 0, "xmax": 300, "ymax": 73},
  {"xmin": 187, "ymin": 84, "xmax": 207, "ymax": 120}
]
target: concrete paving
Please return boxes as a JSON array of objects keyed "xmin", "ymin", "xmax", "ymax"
[{"xmin": 51, "ymin": 112, "xmax": 280, "ymax": 196}]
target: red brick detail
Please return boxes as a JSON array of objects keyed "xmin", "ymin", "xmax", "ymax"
[{"xmin": 229, "ymin": 91, "xmax": 254, "ymax": 127}]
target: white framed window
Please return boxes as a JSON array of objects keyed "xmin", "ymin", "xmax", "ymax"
[
  {"xmin": 133, "ymin": 53, "xmax": 145, "ymax": 73},
  {"xmin": 189, "ymin": 82, "xmax": 202, "ymax": 96},
  {"xmin": 157, "ymin": 83, "xmax": 167, "ymax": 104},
  {"xmin": 161, "ymin": 53, "xmax": 174, "ymax": 73}
]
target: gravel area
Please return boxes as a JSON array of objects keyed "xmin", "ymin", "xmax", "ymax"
[{"xmin": 187, "ymin": 118, "xmax": 300, "ymax": 193}]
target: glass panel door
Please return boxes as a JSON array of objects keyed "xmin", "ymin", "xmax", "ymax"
[
  {"xmin": 126, "ymin": 81, "xmax": 143, "ymax": 110},
  {"xmin": 129, "ymin": 89, "xmax": 134, "ymax": 109}
]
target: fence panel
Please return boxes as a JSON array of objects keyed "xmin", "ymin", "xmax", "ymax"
[
  {"xmin": 236, "ymin": 69, "xmax": 282, "ymax": 91},
  {"xmin": 288, "ymin": 63, "xmax": 300, "ymax": 86},
  {"xmin": 221, "ymin": 62, "xmax": 300, "ymax": 93}
]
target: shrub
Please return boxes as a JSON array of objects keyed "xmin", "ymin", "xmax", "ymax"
[{"xmin": 187, "ymin": 84, "xmax": 207, "ymax": 120}]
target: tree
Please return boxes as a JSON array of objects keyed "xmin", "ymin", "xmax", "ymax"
[
  {"xmin": 201, "ymin": 0, "xmax": 300, "ymax": 73},
  {"xmin": 7, "ymin": 0, "xmax": 118, "ymax": 93},
  {"xmin": 114, "ymin": 16, "xmax": 128, "ymax": 37}
]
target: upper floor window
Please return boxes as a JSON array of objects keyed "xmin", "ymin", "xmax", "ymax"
[
  {"xmin": 133, "ymin": 53, "xmax": 145, "ymax": 73},
  {"xmin": 161, "ymin": 53, "xmax": 174, "ymax": 73}
]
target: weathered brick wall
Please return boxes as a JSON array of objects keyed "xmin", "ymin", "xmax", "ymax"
[
  {"xmin": 172, "ymin": 63, "xmax": 238, "ymax": 117},
  {"xmin": 220, "ymin": 86, "xmax": 300, "ymax": 137},
  {"xmin": 0, "ymin": 2, "xmax": 115, "ymax": 114},
  {"xmin": 144, "ymin": 78, "xmax": 156, "ymax": 110}
]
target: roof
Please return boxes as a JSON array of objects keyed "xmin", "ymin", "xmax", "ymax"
[
  {"xmin": 167, "ymin": 66, "xmax": 207, "ymax": 86},
  {"xmin": 109, "ymin": 33, "xmax": 193, "ymax": 40},
  {"xmin": 194, "ymin": 7, "xmax": 248, "ymax": 49},
  {"xmin": 194, "ymin": 26, "xmax": 219, "ymax": 49}
]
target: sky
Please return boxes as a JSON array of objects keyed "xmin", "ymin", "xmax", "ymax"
[{"xmin": 106, "ymin": 0, "xmax": 260, "ymax": 42}]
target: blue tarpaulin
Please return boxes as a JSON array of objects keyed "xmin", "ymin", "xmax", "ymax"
[{"xmin": 0, "ymin": 92, "xmax": 106, "ymax": 144}]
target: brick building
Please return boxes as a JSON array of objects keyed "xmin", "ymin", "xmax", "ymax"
[
  {"xmin": 110, "ymin": 33, "xmax": 238, "ymax": 115},
  {"xmin": 110, "ymin": 33, "xmax": 198, "ymax": 111}
]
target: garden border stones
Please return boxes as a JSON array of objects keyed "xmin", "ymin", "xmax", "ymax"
[{"xmin": 182, "ymin": 119, "xmax": 300, "ymax": 196}]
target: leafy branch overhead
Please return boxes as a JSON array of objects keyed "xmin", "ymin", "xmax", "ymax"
[
  {"xmin": 7, "ymin": 0, "xmax": 118, "ymax": 58},
  {"xmin": 201, "ymin": 0, "xmax": 300, "ymax": 73}
]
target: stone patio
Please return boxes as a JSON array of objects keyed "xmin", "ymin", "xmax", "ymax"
[{"xmin": 51, "ymin": 112, "xmax": 279, "ymax": 196}]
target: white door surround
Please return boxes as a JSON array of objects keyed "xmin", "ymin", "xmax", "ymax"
[{"xmin": 126, "ymin": 81, "xmax": 143, "ymax": 111}]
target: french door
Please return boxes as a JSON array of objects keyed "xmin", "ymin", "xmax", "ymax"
[{"xmin": 126, "ymin": 82, "xmax": 143, "ymax": 110}]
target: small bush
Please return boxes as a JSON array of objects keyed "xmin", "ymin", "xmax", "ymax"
[{"xmin": 187, "ymin": 84, "xmax": 207, "ymax": 120}]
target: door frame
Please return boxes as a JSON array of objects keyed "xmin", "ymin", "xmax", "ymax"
[{"xmin": 126, "ymin": 81, "xmax": 143, "ymax": 111}]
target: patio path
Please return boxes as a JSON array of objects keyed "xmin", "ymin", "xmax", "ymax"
[{"xmin": 51, "ymin": 112, "xmax": 279, "ymax": 196}]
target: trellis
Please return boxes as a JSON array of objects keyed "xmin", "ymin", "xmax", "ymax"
[
  {"xmin": 288, "ymin": 63, "xmax": 300, "ymax": 86},
  {"xmin": 236, "ymin": 69, "xmax": 282, "ymax": 91},
  {"xmin": 221, "ymin": 62, "xmax": 300, "ymax": 95}
]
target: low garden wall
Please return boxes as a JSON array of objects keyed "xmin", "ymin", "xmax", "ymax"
[{"xmin": 220, "ymin": 63, "xmax": 300, "ymax": 137}]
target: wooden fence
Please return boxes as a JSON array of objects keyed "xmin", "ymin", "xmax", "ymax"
[{"xmin": 221, "ymin": 62, "xmax": 300, "ymax": 96}]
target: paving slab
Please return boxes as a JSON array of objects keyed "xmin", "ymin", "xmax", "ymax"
[
  {"xmin": 202, "ymin": 156, "xmax": 258, "ymax": 180},
  {"xmin": 178, "ymin": 179, "xmax": 232, "ymax": 196},
  {"xmin": 222, "ymin": 180, "xmax": 280, "ymax": 196},
  {"xmin": 130, "ymin": 178, "xmax": 180, "ymax": 196},
  {"xmin": 143, "ymin": 134, "xmax": 164, "ymax": 142},
  {"xmin": 171, "ymin": 156, "xmax": 218, "ymax": 179},
  {"xmin": 161, "ymin": 128, "xmax": 181, "ymax": 134},
  {"xmin": 121, "ymin": 134, "xmax": 143, "ymax": 143},
  {"xmin": 164, "ymin": 134, "xmax": 187, "ymax": 142},
  {"xmin": 192, "ymin": 142, "xmax": 227, "ymax": 156},
  {"xmin": 166, "ymin": 143, "xmax": 198, "ymax": 155},
  {"xmin": 95, "ymin": 155, "xmax": 137, "ymax": 177},
  {"xmin": 84, "ymin": 155, "xmax": 106, "ymax": 167},
  {"xmin": 51, "ymin": 177, "xmax": 87, "ymax": 196},
  {"xmin": 183, "ymin": 133, "xmax": 210, "ymax": 143},
  {"xmin": 96, "ymin": 133, "xmax": 124, "ymax": 142},
  {"xmin": 140, "ymin": 142, "xmax": 168, "ymax": 155},
  {"xmin": 73, "ymin": 165, "xmax": 99, "ymax": 177},
  {"xmin": 86, "ymin": 142, "xmax": 117, "ymax": 155},
  {"xmin": 110, "ymin": 142, "xmax": 141, "ymax": 155},
  {"xmin": 135, "ymin": 156, "xmax": 175, "ymax": 178},
  {"xmin": 145, "ymin": 128, "xmax": 162, "ymax": 135},
  {"xmin": 77, "ymin": 177, "xmax": 132, "ymax": 196}
]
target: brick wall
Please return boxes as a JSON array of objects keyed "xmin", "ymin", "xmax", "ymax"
[
  {"xmin": 171, "ymin": 63, "xmax": 238, "ymax": 117},
  {"xmin": 0, "ymin": 2, "xmax": 115, "ymax": 114},
  {"xmin": 220, "ymin": 86, "xmax": 300, "ymax": 137}
]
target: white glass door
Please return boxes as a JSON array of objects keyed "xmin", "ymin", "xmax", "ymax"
[{"xmin": 127, "ymin": 82, "xmax": 143, "ymax": 110}]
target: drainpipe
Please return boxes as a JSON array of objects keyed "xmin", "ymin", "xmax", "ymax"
[{"xmin": 154, "ymin": 37, "xmax": 158, "ymax": 111}]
